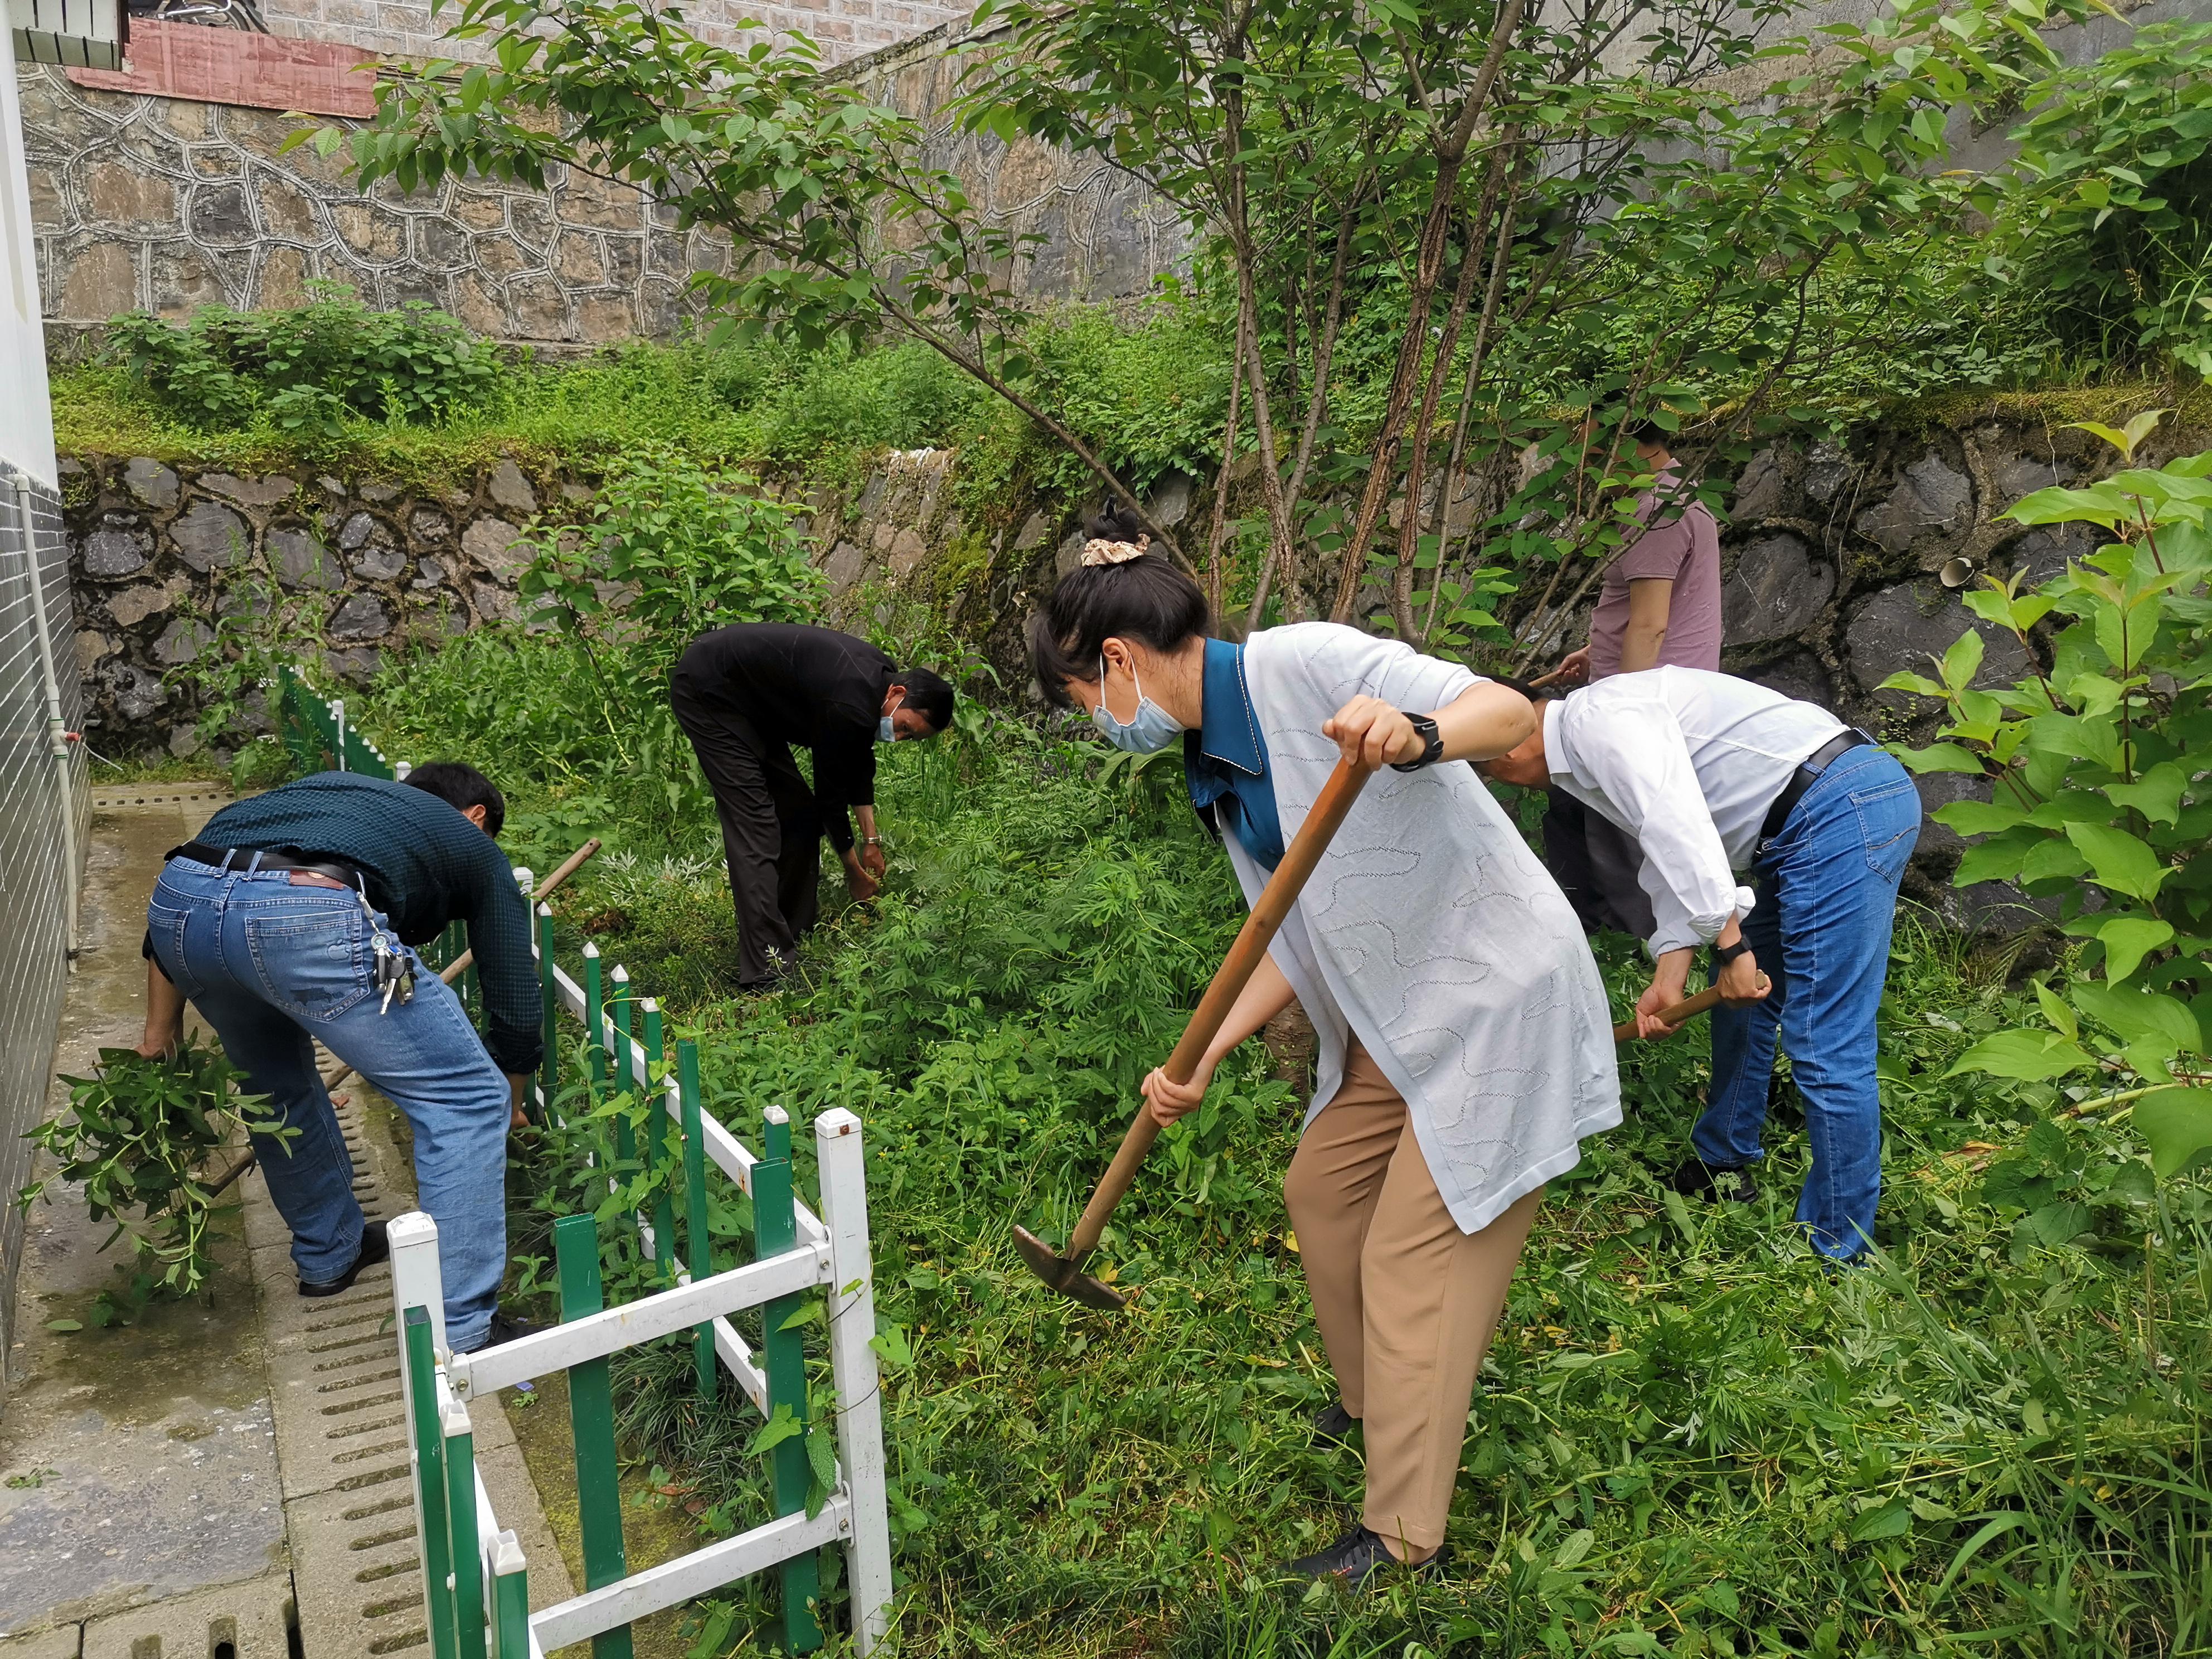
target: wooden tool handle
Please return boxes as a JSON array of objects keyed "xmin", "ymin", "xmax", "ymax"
[
  {"xmin": 1611, "ymin": 973, "xmax": 1769, "ymax": 1044},
  {"xmin": 435, "ymin": 837, "xmax": 603, "ymax": 983},
  {"xmin": 320, "ymin": 837, "xmax": 601, "ymax": 1090},
  {"xmin": 1063, "ymin": 758, "xmax": 1371, "ymax": 1260}
]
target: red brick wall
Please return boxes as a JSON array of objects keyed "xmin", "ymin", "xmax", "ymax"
[{"xmin": 65, "ymin": 18, "xmax": 376, "ymax": 118}]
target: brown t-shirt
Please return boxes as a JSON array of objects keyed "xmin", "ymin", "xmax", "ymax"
[{"xmin": 1586, "ymin": 473, "xmax": 1723, "ymax": 678}]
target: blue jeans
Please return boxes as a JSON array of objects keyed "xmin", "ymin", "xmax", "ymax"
[
  {"xmin": 148, "ymin": 857, "xmax": 511, "ymax": 1348},
  {"xmin": 1694, "ymin": 746, "xmax": 1920, "ymax": 1261}
]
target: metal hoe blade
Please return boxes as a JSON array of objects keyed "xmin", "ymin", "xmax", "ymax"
[{"xmin": 1011, "ymin": 1225, "xmax": 1128, "ymax": 1311}]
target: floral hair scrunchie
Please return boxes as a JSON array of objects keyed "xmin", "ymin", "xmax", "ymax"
[{"xmin": 1080, "ymin": 534, "xmax": 1151, "ymax": 567}]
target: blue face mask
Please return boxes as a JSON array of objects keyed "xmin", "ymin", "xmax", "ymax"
[
  {"xmin": 877, "ymin": 695, "xmax": 904, "ymax": 745},
  {"xmin": 1092, "ymin": 654, "xmax": 1184, "ymax": 754}
]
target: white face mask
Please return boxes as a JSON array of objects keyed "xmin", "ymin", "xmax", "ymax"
[{"xmin": 1090, "ymin": 652, "xmax": 1184, "ymax": 754}]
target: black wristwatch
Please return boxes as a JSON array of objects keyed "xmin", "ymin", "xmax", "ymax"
[
  {"xmin": 1712, "ymin": 938, "xmax": 1753, "ymax": 967},
  {"xmin": 1389, "ymin": 711, "xmax": 1445, "ymax": 772}
]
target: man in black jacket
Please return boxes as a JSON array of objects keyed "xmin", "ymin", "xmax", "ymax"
[{"xmin": 671, "ymin": 623, "xmax": 954, "ymax": 988}]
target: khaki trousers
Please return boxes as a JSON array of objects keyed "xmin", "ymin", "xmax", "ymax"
[{"xmin": 1284, "ymin": 1042, "xmax": 1542, "ymax": 1553}]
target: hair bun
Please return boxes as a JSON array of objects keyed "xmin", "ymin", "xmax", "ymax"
[{"xmin": 1079, "ymin": 536, "xmax": 1151, "ymax": 567}]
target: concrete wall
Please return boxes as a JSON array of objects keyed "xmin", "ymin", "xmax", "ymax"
[
  {"xmin": 833, "ymin": 21, "xmax": 1191, "ymax": 303},
  {"xmin": 25, "ymin": 7, "xmax": 1189, "ymax": 351}
]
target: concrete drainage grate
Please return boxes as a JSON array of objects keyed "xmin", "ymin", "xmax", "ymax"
[
  {"xmin": 87, "ymin": 787, "xmax": 236, "ymax": 812},
  {"xmin": 247, "ymin": 1073, "xmax": 573, "ymax": 1659},
  {"xmin": 80, "ymin": 1577, "xmax": 297, "ymax": 1659}
]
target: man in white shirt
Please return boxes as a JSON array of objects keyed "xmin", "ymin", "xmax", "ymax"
[{"xmin": 1479, "ymin": 666, "xmax": 1922, "ymax": 1262}]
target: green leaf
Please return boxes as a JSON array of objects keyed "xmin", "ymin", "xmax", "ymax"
[
  {"xmin": 2065, "ymin": 410, "xmax": 2169, "ymax": 463},
  {"xmin": 2007, "ymin": 482, "xmax": 2137, "ymax": 527},
  {"xmin": 867, "ymin": 1321, "xmax": 915, "ymax": 1370},
  {"xmin": 2072, "ymin": 983, "xmax": 2202, "ymax": 1056},
  {"xmin": 1850, "ymin": 1498, "xmax": 1912, "ymax": 1540},
  {"xmin": 1948, "ymin": 1029, "xmax": 2096, "ymax": 1080},
  {"xmin": 45, "ymin": 1320, "xmax": 83, "ymax": 1333},
  {"xmin": 2034, "ymin": 982, "xmax": 2079, "ymax": 1041},
  {"xmin": 2096, "ymin": 917, "xmax": 2175, "ymax": 982},
  {"xmin": 1878, "ymin": 671, "xmax": 1944, "ymax": 697},
  {"xmin": 2022, "ymin": 1200, "xmax": 2094, "ymax": 1248},
  {"xmin": 806, "ymin": 1419, "xmax": 838, "ymax": 1498},
  {"xmin": 2134, "ymin": 1087, "xmax": 2212, "ymax": 1177},
  {"xmin": 1891, "ymin": 743, "xmax": 1986, "ymax": 775},
  {"xmin": 1933, "ymin": 798, "xmax": 2030, "ymax": 837},
  {"xmin": 1940, "ymin": 629, "xmax": 1986, "ymax": 691},
  {"xmin": 746, "ymin": 1403, "xmax": 804, "ymax": 1456},
  {"xmin": 2107, "ymin": 763, "xmax": 2188, "ymax": 825},
  {"xmin": 2066, "ymin": 823, "xmax": 2169, "ymax": 900},
  {"xmin": 1554, "ymin": 1528, "xmax": 1596, "ymax": 1569}
]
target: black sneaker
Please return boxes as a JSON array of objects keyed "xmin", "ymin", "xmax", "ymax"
[
  {"xmin": 1283, "ymin": 1525, "xmax": 1448, "ymax": 1589},
  {"xmin": 300, "ymin": 1220, "xmax": 390, "ymax": 1297},
  {"xmin": 1664, "ymin": 1157, "xmax": 1758, "ymax": 1204},
  {"xmin": 479, "ymin": 1311, "xmax": 539, "ymax": 1350},
  {"xmin": 1312, "ymin": 1399, "xmax": 1359, "ymax": 1451}
]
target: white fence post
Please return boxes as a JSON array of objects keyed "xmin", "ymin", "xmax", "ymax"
[
  {"xmin": 391, "ymin": 1211, "xmax": 448, "ymax": 1651},
  {"xmin": 815, "ymin": 1108, "xmax": 893, "ymax": 1655},
  {"xmin": 391, "ymin": 1210, "xmax": 448, "ymax": 1360}
]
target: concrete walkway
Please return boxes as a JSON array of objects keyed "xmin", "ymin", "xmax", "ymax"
[{"xmin": 0, "ymin": 785, "xmax": 569, "ymax": 1659}]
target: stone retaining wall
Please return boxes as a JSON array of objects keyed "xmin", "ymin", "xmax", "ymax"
[
  {"xmin": 62, "ymin": 400, "xmax": 2197, "ymax": 928},
  {"xmin": 27, "ymin": 65, "xmax": 735, "ymax": 353},
  {"xmin": 799, "ymin": 404, "xmax": 2204, "ymax": 930},
  {"xmin": 62, "ymin": 451, "xmax": 574, "ymax": 754}
]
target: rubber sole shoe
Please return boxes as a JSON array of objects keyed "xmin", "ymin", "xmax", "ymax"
[
  {"xmin": 1663, "ymin": 1157, "xmax": 1758, "ymax": 1204},
  {"xmin": 1283, "ymin": 1525, "xmax": 1449, "ymax": 1590},
  {"xmin": 1312, "ymin": 1399, "xmax": 1359, "ymax": 1452},
  {"xmin": 299, "ymin": 1220, "xmax": 390, "ymax": 1298}
]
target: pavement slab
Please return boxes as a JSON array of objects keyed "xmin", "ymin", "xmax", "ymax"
[{"xmin": 4, "ymin": 787, "xmax": 573, "ymax": 1659}]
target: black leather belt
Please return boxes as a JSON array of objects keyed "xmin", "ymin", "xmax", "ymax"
[
  {"xmin": 168, "ymin": 841, "xmax": 365, "ymax": 889},
  {"xmin": 1759, "ymin": 730, "xmax": 1875, "ymax": 843}
]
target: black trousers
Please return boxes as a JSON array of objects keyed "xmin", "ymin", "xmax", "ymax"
[
  {"xmin": 671, "ymin": 680, "xmax": 822, "ymax": 987},
  {"xmin": 1540, "ymin": 790, "xmax": 1657, "ymax": 942}
]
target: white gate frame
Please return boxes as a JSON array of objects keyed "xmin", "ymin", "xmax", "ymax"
[{"xmin": 390, "ymin": 1102, "xmax": 892, "ymax": 1658}]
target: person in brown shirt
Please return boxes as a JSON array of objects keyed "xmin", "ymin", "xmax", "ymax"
[
  {"xmin": 1542, "ymin": 418, "xmax": 1724, "ymax": 938},
  {"xmin": 1555, "ymin": 420, "xmax": 1724, "ymax": 683}
]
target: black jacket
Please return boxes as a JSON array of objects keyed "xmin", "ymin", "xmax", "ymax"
[{"xmin": 671, "ymin": 623, "xmax": 892, "ymax": 852}]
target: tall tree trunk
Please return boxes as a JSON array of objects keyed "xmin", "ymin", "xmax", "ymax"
[
  {"xmin": 1206, "ymin": 304, "xmax": 1249, "ymax": 625},
  {"xmin": 1422, "ymin": 135, "xmax": 1526, "ymax": 643},
  {"xmin": 1327, "ymin": 0, "xmax": 1527, "ymax": 622}
]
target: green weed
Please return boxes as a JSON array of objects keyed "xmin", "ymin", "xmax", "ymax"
[{"xmin": 422, "ymin": 700, "xmax": 2211, "ymax": 1657}]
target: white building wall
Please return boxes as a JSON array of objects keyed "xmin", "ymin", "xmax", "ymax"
[{"xmin": 0, "ymin": 23, "xmax": 86, "ymax": 1355}]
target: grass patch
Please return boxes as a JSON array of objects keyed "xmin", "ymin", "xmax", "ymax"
[{"xmin": 351, "ymin": 636, "xmax": 2210, "ymax": 1658}]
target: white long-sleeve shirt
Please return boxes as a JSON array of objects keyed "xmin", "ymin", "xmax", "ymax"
[{"xmin": 1544, "ymin": 667, "xmax": 1846, "ymax": 958}]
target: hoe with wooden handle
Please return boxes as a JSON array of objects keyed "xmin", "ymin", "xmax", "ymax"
[
  {"xmin": 1611, "ymin": 977, "xmax": 1766, "ymax": 1044},
  {"xmin": 1015, "ymin": 757, "xmax": 1373, "ymax": 1310}
]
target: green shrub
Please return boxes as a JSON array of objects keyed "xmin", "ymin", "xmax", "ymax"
[
  {"xmin": 2006, "ymin": 24, "xmax": 2212, "ymax": 376},
  {"xmin": 109, "ymin": 280, "xmax": 501, "ymax": 435},
  {"xmin": 1889, "ymin": 412, "xmax": 2212, "ymax": 1181}
]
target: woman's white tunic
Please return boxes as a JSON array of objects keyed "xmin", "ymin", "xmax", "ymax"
[{"xmin": 1230, "ymin": 623, "xmax": 1621, "ymax": 1234}]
